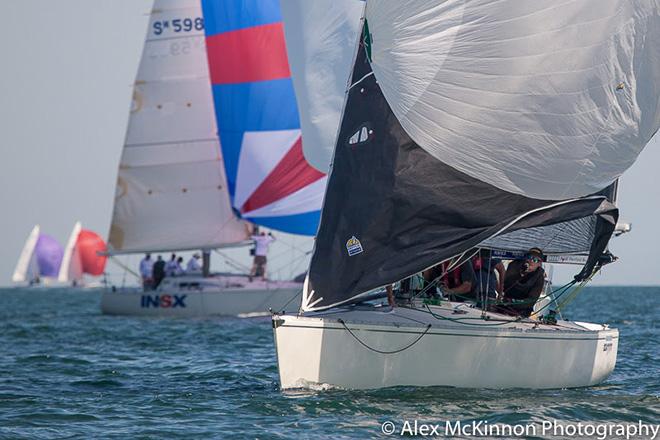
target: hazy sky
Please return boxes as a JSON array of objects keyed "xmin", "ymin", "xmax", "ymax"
[{"xmin": 0, "ymin": 1, "xmax": 658, "ymax": 287}]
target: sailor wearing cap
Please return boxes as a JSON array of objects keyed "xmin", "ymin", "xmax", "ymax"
[{"xmin": 499, "ymin": 248, "xmax": 546, "ymax": 317}]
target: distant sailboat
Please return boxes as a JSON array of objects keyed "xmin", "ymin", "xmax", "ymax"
[
  {"xmin": 273, "ymin": 0, "xmax": 660, "ymax": 389},
  {"xmin": 58, "ymin": 221, "xmax": 108, "ymax": 287},
  {"xmin": 12, "ymin": 225, "xmax": 64, "ymax": 287},
  {"xmin": 101, "ymin": 0, "xmax": 324, "ymax": 317}
]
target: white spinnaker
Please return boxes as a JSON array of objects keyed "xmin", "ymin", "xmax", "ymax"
[
  {"xmin": 58, "ymin": 221, "xmax": 83, "ymax": 284},
  {"xmin": 12, "ymin": 225, "xmax": 40, "ymax": 283},
  {"xmin": 108, "ymin": 0, "xmax": 250, "ymax": 253},
  {"xmin": 367, "ymin": 0, "xmax": 660, "ymax": 200},
  {"xmin": 280, "ymin": 0, "xmax": 365, "ymax": 173}
]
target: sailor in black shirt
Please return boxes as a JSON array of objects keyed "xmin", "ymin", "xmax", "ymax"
[{"xmin": 500, "ymin": 248, "xmax": 546, "ymax": 317}]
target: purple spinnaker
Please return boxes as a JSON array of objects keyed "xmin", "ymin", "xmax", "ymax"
[{"xmin": 35, "ymin": 234, "xmax": 63, "ymax": 277}]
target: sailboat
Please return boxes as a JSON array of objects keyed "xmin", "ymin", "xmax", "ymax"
[
  {"xmin": 12, "ymin": 225, "xmax": 64, "ymax": 287},
  {"xmin": 273, "ymin": 0, "xmax": 660, "ymax": 389},
  {"xmin": 101, "ymin": 0, "xmax": 324, "ymax": 317},
  {"xmin": 58, "ymin": 221, "xmax": 108, "ymax": 288}
]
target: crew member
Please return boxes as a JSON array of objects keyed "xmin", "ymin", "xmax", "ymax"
[
  {"xmin": 500, "ymin": 248, "xmax": 546, "ymax": 317},
  {"xmin": 175, "ymin": 256, "xmax": 185, "ymax": 276},
  {"xmin": 386, "ymin": 284, "xmax": 395, "ymax": 308},
  {"xmin": 424, "ymin": 260, "xmax": 476, "ymax": 301},
  {"xmin": 186, "ymin": 253, "xmax": 202, "ymax": 273},
  {"xmin": 250, "ymin": 231, "xmax": 275, "ymax": 281},
  {"xmin": 152, "ymin": 255, "xmax": 166, "ymax": 289},
  {"xmin": 472, "ymin": 250, "xmax": 505, "ymax": 302},
  {"xmin": 165, "ymin": 253, "xmax": 177, "ymax": 277},
  {"xmin": 139, "ymin": 253, "xmax": 153, "ymax": 291}
]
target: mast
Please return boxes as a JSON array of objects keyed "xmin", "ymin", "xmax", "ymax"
[{"xmin": 202, "ymin": 250, "xmax": 211, "ymax": 277}]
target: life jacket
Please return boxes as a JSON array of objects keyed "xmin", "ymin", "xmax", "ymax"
[{"xmin": 440, "ymin": 261, "xmax": 462, "ymax": 289}]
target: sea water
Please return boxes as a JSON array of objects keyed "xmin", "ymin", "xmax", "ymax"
[{"xmin": 0, "ymin": 287, "xmax": 657, "ymax": 439}]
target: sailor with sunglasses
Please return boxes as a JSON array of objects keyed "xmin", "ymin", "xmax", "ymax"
[{"xmin": 498, "ymin": 248, "xmax": 546, "ymax": 317}]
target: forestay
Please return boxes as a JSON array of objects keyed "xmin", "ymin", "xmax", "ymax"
[
  {"xmin": 201, "ymin": 0, "xmax": 327, "ymax": 236},
  {"xmin": 108, "ymin": 0, "xmax": 251, "ymax": 254},
  {"xmin": 367, "ymin": 0, "xmax": 660, "ymax": 200}
]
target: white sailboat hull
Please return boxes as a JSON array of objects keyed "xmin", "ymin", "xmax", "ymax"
[
  {"xmin": 273, "ymin": 303, "xmax": 618, "ymax": 390},
  {"xmin": 101, "ymin": 275, "xmax": 301, "ymax": 318}
]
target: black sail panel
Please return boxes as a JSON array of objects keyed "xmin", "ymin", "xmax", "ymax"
[{"xmin": 304, "ymin": 39, "xmax": 618, "ymax": 312}]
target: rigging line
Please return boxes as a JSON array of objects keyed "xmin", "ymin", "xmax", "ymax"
[
  {"xmin": 423, "ymin": 304, "xmax": 522, "ymax": 326},
  {"xmin": 268, "ymin": 245, "xmax": 312, "ymax": 263},
  {"xmin": 529, "ymin": 280, "xmax": 578, "ymax": 316},
  {"xmin": 266, "ymin": 235, "xmax": 313, "ymax": 261},
  {"xmin": 279, "ymin": 288, "xmax": 304, "ymax": 313},
  {"xmin": 556, "ymin": 272, "xmax": 595, "ymax": 311},
  {"xmin": 270, "ymin": 251, "xmax": 309, "ymax": 280},
  {"xmin": 483, "ymin": 249, "xmax": 493, "ymax": 314},
  {"xmin": 348, "ymin": 72, "xmax": 374, "ymax": 91},
  {"xmin": 109, "ymin": 256, "xmax": 141, "ymax": 281},
  {"xmin": 338, "ymin": 319, "xmax": 432, "ymax": 355},
  {"xmin": 556, "ymin": 284, "xmax": 584, "ymax": 311},
  {"xmin": 412, "ymin": 248, "xmax": 481, "ymax": 302},
  {"xmin": 504, "ymin": 278, "xmax": 576, "ymax": 308},
  {"xmin": 213, "ymin": 250, "xmax": 251, "ymax": 273}
]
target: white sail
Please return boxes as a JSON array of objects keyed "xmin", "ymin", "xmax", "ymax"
[
  {"xmin": 280, "ymin": 0, "xmax": 365, "ymax": 173},
  {"xmin": 108, "ymin": 0, "xmax": 250, "ymax": 254},
  {"xmin": 58, "ymin": 221, "xmax": 83, "ymax": 284},
  {"xmin": 12, "ymin": 225, "xmax": 40, "ymax": 283},
  {"xmin": 366, "ymin": 0, "xmax": 660, "ymax": 199}
]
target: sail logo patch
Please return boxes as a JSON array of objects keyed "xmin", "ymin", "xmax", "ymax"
[
  {"xmin": 346, "ymin": 236, "xmax": 364, "ymax": 256},
  {"xmin": 346, "ymin": 123, "xmax": 373, "ymax": 147}
]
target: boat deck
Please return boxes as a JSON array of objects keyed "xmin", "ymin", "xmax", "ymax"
[{"xmin": 297, "ymin": 299, "xmax": 609, "ymax": 335}]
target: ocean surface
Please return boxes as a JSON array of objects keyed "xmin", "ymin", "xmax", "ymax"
[{"xmin": 0, "ymin": 286, "xmax": 657, "ymax": 439}]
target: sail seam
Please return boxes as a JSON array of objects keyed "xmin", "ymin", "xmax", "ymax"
[{"xmin": 125, "ymin": 138, "xmax": 218, "ymax": 148}]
